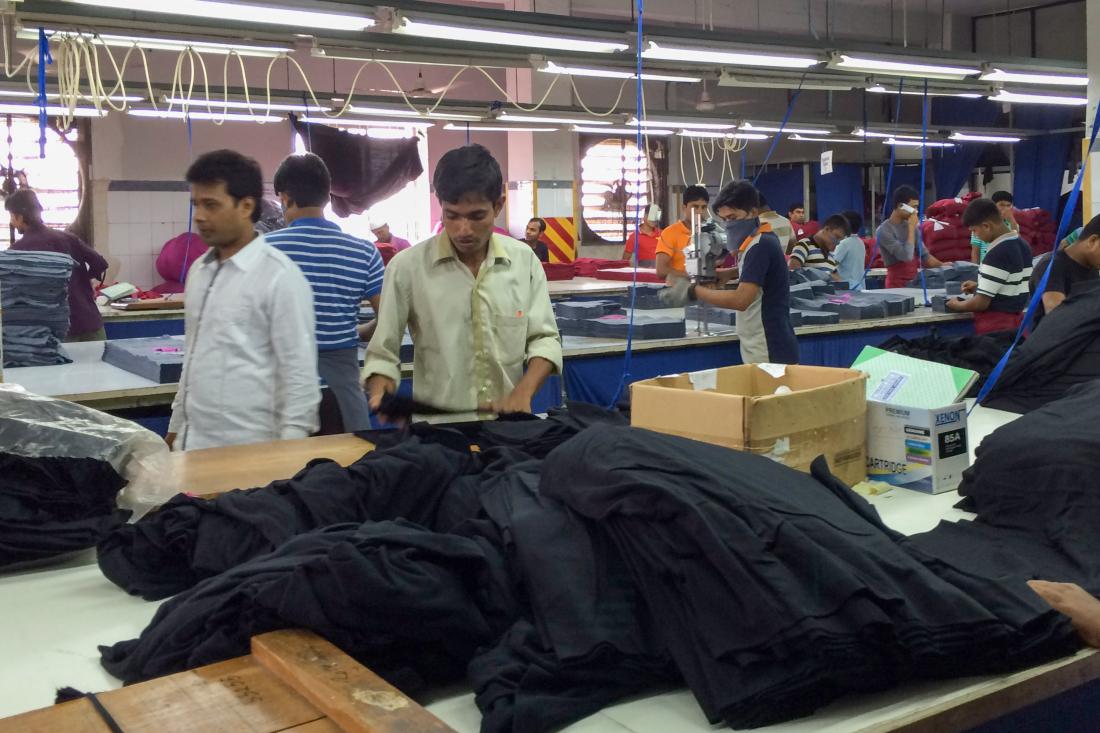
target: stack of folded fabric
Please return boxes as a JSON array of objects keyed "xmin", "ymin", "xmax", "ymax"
[
  {"xmin": 0, "ymin": 250, "xmax": 75, "ymax": 367},
  {"xmin": 1015, "ymin": 207, "xmax": 1057, "ymax": 256},
  {"xmin": 541, "ymin": 262, "xmax": 576, "ymax": 281},
  {"xmin": 917, "ymin": 194, "xmax": 982, "ymax": 264},
  {"xmin": 573, "ymin": 258, "xmax": 628, "ymax": 277},
  {"xmin": 907, "ymin": 261, "xmax": 979, "ymax": 288}
]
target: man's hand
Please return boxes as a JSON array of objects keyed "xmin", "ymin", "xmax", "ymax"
[
  {"xmin": 487, "ymin": 390, "xmax": 533, "ymax": 416},
  {"xmin": 1029, "ymin": 580, "xmax": 1100, "ymax": 648},
  {"xmin": 907, "ymin": 214, "xmax": 919, "ymax": 231},
  {"xmin": 924, "ymin": 255, "xmax": 944, "ymax": 269},
  {"xmin": 165, "ymin": 432, "xmax": 176, "ymax": 451},
  {"xmin": 961, "ymin": 280, "xmax": 977, "ymax": 295},
  {"xmin": 357, "ymin": 320, "xmax": 377, "ymax": 342},
  {"xmin": 365, "ymin": 374, "xmax": 397, "ymax": 413},
  {"xmin": 658, "ymin": 276, "xmax": 692, "ymax": 307}
]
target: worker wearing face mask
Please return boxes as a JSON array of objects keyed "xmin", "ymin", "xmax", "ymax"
[{"xmin": 661, "ymin": 180, "xmax": 799, "ymax": 365}]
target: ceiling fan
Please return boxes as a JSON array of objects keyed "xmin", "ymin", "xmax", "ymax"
[
  {"xmin": 375, "ymin": 69, "xmax": 464, "ymax": 98},
  {"xmin": 694, "ymin": 79, "xmax": 752, "ymax": 112}
]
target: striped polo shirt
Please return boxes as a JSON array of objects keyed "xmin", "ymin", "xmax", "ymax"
[
  {"xmin": 267, "ymin": 217, "xmax": 384, "ymax": 351},
  {"xmin": 789, "ymin": 237, "xmax": 837, "ymax": 273},
  {"xmin": 976, "ymin": 232, "xmax": 1033, "ymax": 313}
]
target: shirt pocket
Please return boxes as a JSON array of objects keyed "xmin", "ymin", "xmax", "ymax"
[{"xmin": 490, "ymin": 313, "xmax": 528, "ymax": 367}]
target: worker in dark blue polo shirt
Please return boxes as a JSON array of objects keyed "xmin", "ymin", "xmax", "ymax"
[{"xmin": 268, "ymin": 153, "xmax": 384, "ymax": 432}]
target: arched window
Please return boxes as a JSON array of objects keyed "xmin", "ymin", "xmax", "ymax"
[{"xmin": 0, "ymin": 117, "xmax": 82, "ymax": 249}]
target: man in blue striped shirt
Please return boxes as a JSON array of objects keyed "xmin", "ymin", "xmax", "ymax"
[{"xmin": 268, "ymin": 153, "xmax": 384, "ymax": 432}]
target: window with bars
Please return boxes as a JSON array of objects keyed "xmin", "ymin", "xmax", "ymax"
[{"xmin": 0, "ymin": 117, "xmax": 82, "ymax": 249}]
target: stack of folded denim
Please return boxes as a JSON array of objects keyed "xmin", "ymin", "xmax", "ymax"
[{"xmin": 0, "ymin": 250, "xmax": 75, "ymax": 367}]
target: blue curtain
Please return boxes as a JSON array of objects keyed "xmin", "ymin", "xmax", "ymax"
[
  {"xmin": 930, "ymin": 98, "xmax": 1002, "ymax": 199},
  {"xmin": 1013, "ymin": 107, "xmax": 1075, "ymax": 217},
  {"xmin": 887, "ymin": 164, "xmax": 924, "ymax": 197},
  {"xmin": 813, "ymin": 163, "xmax": 862, "ymax": 220},
  {"xmin": 753, "ymin": 167, "xmax": 804, "ymax": 217}
]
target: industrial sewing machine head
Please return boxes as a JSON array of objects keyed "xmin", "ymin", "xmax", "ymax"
[{"xmin": 684, "ymin": 208, "xmax": 728, "ymax": 284}]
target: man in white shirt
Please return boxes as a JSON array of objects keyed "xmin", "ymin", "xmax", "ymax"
[
  {"xmin": 363, "ymin": 144, "xmax": 562, "ymax": 422},
  {"xmin": 166, "ymin": 150, "xmax": 320, "ymax": 451}
]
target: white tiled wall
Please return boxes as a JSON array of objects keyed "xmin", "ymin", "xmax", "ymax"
[{"xmin": 105, "ymin": 190, "xmax": 192, "ymax": 290}]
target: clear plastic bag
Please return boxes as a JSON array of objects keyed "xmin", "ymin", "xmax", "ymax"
[{"xmin": 0, "ymin": 383, "xmax": 173, "ymax": 519}]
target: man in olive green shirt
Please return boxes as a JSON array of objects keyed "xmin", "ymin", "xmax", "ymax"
[{"xmin": 363, "ymin": 144, "xmax": 562, "ymax": 422}]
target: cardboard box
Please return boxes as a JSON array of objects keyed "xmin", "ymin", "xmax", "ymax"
[
  {"xmin": 865, "ymin": 402, "xmax": 969, "ymax": 494},
  {"xmin": 853, "ymin": 346, "xmax": 976, "ymax": 494},
  {"xmin": 631, "ymin": 364, "xmax": 868, "ymax": 485}
]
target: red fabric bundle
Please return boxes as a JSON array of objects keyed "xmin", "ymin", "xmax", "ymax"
[
  {"xmin": 376, "ymin": 243, "xmax": 398, "ymax": 266},
  {"xmin": 574, "ymin": 258, "xmax": 629, "ymax": 277},
  {"xmin": 1015, "ymin": 208, "xmax": 1056, "ymax": 256},
  {"xmin": 542, "ymin": 262, "xmax": 577, "ymax": 281},
  {"xmin": 863, "ymin": 237, "xmax": 883, "ymax": 268},
  {"xmin": 594, "ymin": 267, "xmax": 664, "ymax": 283},
  {"xmin": 926, "ymin": 192, "xmax": 981, "ymax": 220}
]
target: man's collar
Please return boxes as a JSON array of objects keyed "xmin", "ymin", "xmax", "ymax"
[
  {"xmin": 433, "ymin": 232, "xmax": 510, "ymax": 265},
  {"xmin": 201, "ymin": 233, "xmax": 266, "ymax": 270},
  {"xmin": 987, "ymin": 230, "xmax": 1018, "ymax": 249},
  {"xmin": 289, "ymin": 217, "xmax": 339, "ymax": 230}
]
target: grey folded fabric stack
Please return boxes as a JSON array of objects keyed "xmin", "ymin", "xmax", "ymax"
[{"xmin": 0, "ymin": 250, "xmax": 75, "ymax": 368}]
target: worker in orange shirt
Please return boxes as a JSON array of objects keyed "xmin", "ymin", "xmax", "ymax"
[
  {"xmin": 623, "ymin": 204, "xmax": 662, "ymax": 266},
  {"xmin": 656, "ymin": 185, "xmax": 710, "ymax": 279}
]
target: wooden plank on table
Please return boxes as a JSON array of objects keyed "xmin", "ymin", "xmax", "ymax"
[
  {"xmin": 252, "ymin": 630, "xmax": 457, "ymax": 733},
  {"xmin": 861, "ymin": 649, "xmax": 1100, "ymax": 733},
  {"xmin": 171, "ymin": 434, "xmax": 373, "ymax": 498},
  {"xmin": 0, "ymin": 657, "xmax": 324, "ymax": 733}
]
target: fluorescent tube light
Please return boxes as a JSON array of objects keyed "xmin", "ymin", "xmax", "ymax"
[
  {"xmin": 349, "ymin": 105, "xmax": 481, "ymax": 121},
  {"xmin": 302, "ymin": 116, "xmax": 433, "ymax": 129},
  {"xmin": 26, "ymin": 29, "xmax": 290, "ymax": 57},
  {"xmin": 718, "ymin": 72, "xmax": 853, "ymax": 91},
  {"xmin": 741, "ymin": 122, "xmax": 830, "ymax": 135},
  {"xmin": 574, "ymin": 125, "xmax": 674, "ymax": 135},
  {"xmin": 789, "ymin": 135, "xmax": 863, "ymax": 143},
  {"xmin": 629, "ymin": 117, "xmax": 734, "ymax": 130},
  {"xmin": 989, "ymin": 90, "xmax": 1087, "ymax": 106},
  {"xmin": 0, "ymin": 103, "xmax": 106, "ymax": 117},
  {"xmin": 866, "ymin": 85, "xmax": 983, "ymax": 99},
  {"xmin": 128, "ymin": 109, "xmax": 285, "ymax": 122},
  {"xmin": 163, "ymin": 96, "xmax": 326, "ymax": 112},
  {"xmin": 498, "ymin": 113, "xmax": 612, "ymax": 126},
  {"xmin": 444, "ymin": 123, "xmax": 556, "ymax": 132},
  {"xmin": 884, "ymin": 138, "xmax": 955, "ymax": 148},
  {"xmin": 539, "ymin": 61, "xmax": 700, "ymax": 84},
  {"xmin": 0, "ymin": 88, "xmax": 140, "ymax": 102},
  {"xmin": 832, "ymin": 54, "xmax": 979, "ymax": 80},
  {"xmin": 981, "ymin": 68, "xmax": 1087, "ymax": 86},
  {"xmin": 396, "ymin": 18, "xmax": 627, "ymax": 54},
  {"xmin": 949, "ymin": 132, "xmax": 1021, "ymax": 143},
  {"xmin": 679, "ymin": 130, "xmax": 768, "ymax": 140},
  {"xmin": 644, "ymin": 41, "xmax": 819, "ymax": 69},
  {"xmin": 853, "ymin": 128, "xmax": 926, "ymax": 140},
  {"xmin": 59, "ymin": 0, "xmax": 374, "ymax": 31}
]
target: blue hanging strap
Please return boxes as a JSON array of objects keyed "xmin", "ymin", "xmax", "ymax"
[
  {"xmin": 752, "ymin": 72, "xmax": 807, "ymax": 186},
  {"xmin": 606, "ymin": 0, "xmax": 644, "ymax": 409},
  {"xmin": 178, "ymin": 114, "xmax": 195, "ymax": 286},
  {"xmin": 36, "ymin": 28, "xmax": 52, "ymax": 159},
  {"xmin": 973, "ymin": 99, "xmax": 1100, "ymax": 409},
  {"xmin": 914, "ymin": 79, "xmax": 931, "ymax": 306},
  {"xmin": 859, "ymin": 79, "xmax": 904, "ymax": 288}
]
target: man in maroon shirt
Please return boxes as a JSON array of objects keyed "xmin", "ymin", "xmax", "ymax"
[{"xmin": 5, "ymin": 189, "xmax": 108, "ymax": 341}]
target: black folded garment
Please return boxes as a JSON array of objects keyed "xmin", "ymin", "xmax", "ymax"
[
  {"xmin": 100, "ymin": 520, "xmax": 518, "ymax": 691},
  {"xmin": 97, "ymin": 438, "xmax": 474, "ymax": 600},
  {"xmin": 982, "ymin": 279, "xmax": 1100, "ymax": 413},
  {"xmin": 0, "ymin": 454, "xmax": 128, "ymax": 567},
  {"xmin": 542, "ymin": 426, "xmax": 1078, "ymax": 729}
]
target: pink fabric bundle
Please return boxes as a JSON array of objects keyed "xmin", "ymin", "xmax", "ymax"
[{"xmin": 152, "ymin": 233, "xmax": 208, "ymax": 294}]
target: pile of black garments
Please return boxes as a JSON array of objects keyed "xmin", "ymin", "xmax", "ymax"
[
  {"xmin": 0, "ymin": 454, "xmax": 129, "ymax": 567},
  {"xmin": 98, "ymin": 405, "xmax": 1085, "ymax": 733},
  {"xmin": 878, "ymin": 329, "xmax": 1015, "ymax": 397},
  {"xmin": 0, "ymin": 250, "xmax": 74, "ymax": 367},
  {"xmin": 945, "ymin": 379, "xmax": 1100, "ymax": 592},
  {"xmin": 980, "ymin": 279, "xmax": 1100, "ymax": 413}
]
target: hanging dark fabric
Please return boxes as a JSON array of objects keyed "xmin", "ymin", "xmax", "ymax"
[
  {"xmin": 1012, "ymin": 107, "xmax": 1075, "ymax": 218},
  {"xmin": 290, "ymin": 115, "xmax": 424, "ymax": 217},
  {"xmin": 930, "ymin": 98, "xmax": 1002, "ymax": 199}
]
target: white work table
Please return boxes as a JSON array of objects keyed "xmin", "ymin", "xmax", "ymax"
[
  {"xmin": 4, "ymin": 301, "xmax": 970, "ymax": 412},
  {"xmin": 3, "ymin": 403, "xmax": 1097, "ymax": 733},
  {"xmin": 2, "ymin": 341, "xmax": 176, "ymax": 410}
]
